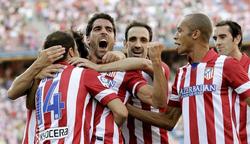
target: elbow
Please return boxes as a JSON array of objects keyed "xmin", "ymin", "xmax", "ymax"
[
  {"xmin": 113, "ymin": 107, "xmax": 128, "ymax": 126},
  {"xmin": 7, "ymin": 89, "xmax": 17, "ymax": 100},
  {"xmin": 166, "ymin": 125, "xmax": 175, "ymax": 131},
  {"xmin": 152, "ymin": 99, "xmax": 167, "ymax": 109},
  {"xmin": 163, "ymin": 121, "xmax": 177, "ymax": 131},
  {"xmin": 118, "ymin": 108, "xmax": 128, "ymax": 120}
]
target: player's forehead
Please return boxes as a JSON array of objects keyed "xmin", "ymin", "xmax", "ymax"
[
  {"xmin": 92, "ymin": 18, "xmax": 113, "ymax": 29},
  {"xmin": 214, "ymin": 25, "xmax": 231, "ymax": 35},
  {"xmin": 127, "ymin": 27, "xmax": 149, "ymax": 39},
  {"xmin": 176, "ymin": 19, "xmax": 189, "ymax": 31}
]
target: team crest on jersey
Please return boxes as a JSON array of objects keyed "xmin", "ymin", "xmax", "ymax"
[
  {"xmin": 204, "ymin": 67, "xmax": 214, "ymax": 80},
  {"xmin": 97, "ymin": 75, "xmax": 116, "ymax": 88}
]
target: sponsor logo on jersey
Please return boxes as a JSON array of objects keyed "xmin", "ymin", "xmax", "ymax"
[
  {"xmin": 38, "ymin": 127, "xmax": 68, "ymax": 142},
  {"xmin": 204, "ymin": 67, "xmax": 214, "ymax": 80},
  {"xmin": 180, "ymin": 84, "xmax": 216, "ymax": 97},
  {"xmin": 98, "ymin": 75, "xmax": 116, "ymax": 88}
]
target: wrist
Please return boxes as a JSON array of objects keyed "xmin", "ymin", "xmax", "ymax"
[{"xmin": 151, "ymin": 59, "xmax": 161, "ymax": 64}]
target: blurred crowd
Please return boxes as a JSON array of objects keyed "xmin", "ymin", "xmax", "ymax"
[
  {"xmin": 0, "ymin": 0, "xmax": 249, "ymax": 53},
  {"xmin": 0, "ymin": 61, "xmax": 29, "ymax": 144}
]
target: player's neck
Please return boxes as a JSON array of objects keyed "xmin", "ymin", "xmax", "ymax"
[
  {"xmin": 188, "ymin": 44, "xmax": 209, "ymax": 63},
  {"xmin": 229, "ymin": 48, "xmax": 242, "ymax": 61}
]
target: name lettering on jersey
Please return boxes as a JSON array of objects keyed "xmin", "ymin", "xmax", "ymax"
[
  {"xmin": 204, "ymin": 67, "xmax": 214, "ymax": 80},
  {"xmin": 180, "ymin": 84, "xmax": 216, "ymax": 97},
  {"xmin": 98, "ymin": 75, "xmax": 116, "ymax": 88},
  {"xmin": 38, "ymin": 127, "xmax": 68, "ymax": 142}
]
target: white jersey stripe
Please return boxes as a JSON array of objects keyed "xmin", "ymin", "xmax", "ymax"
[
  {"xmin": 28, "ymin": 111, "xmax": 36, "ymax": 144},
  {"xmin": 46, "ymin": 72, "xmax": 62, "ymax": 144},
  {"xmin": 50, "ymin": 74, "xmax": 61, "ymax": 132},
  {"xmin": 37, "ymin": 78, "xmax": 47, "ymax": 132},
  {"xmin": 95, "ymin": 89, "xmax": 116, "ymax": 101},
  {"xmin": 95, "ymin": 107, "xmax": 109, "ymax": 143},
  {"xmin": 228, "ymin": 88, "xmax": 239, "ymax": 144},
  {"xmin": 122, "ymin": 121, "xmax": 129, "ymax": 144},
  {"xmin": 132, "ymin": 81, "xmax": 144, "ymax": 97},
  {"xmin": 169, "ymin": 94, "xmax": 179, "ymax": 101},
  {"xmin": 80, "ymin": 94, "xmax": 91, "ymax": 144},
  {"xmin": 235, "ymin": 81, "xmax": 250, "ymax": 94},
  {"xmin": 235, "ymin": 96, "xmax": 240, "ymax": 132},
  {"xmin": 196, "ymin": 63, "xmax": 208, "ymax": 144},
  {"xmin": 134, "ymin": 118, "xmax": 144, "ymax": 143},
  {"xmin": 133, "ymin": 102, "xmax": 144, "ymax": 144},
  {"xmin": 151, "ymin": 125, "xmax": 161, "ymax": 144},
  {"xmin": 65, "ymin": 68, "xmax": 82, "ymax": 143},
  {"xmin": 213, "ymin": 55, "xmax": 226, "ymax": 144},
  {"xmin": 90, "ymin": 99, "xmax": 97, "ymax": 142},
  {"xmin": 176, "ymin": 68, "xmax": 184, "ymax": 94},
  {"xmin": 182, "ymin": 65, "xmax": 191, "ymax": 144},
  {"xmin": 113, "ymin": 123, "xmax": 119, "ymax": 144}
]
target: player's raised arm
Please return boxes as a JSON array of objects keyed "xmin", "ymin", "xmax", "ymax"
[
  {"xmin": 69, "ymin": 56, "xmax": 153, "ymax": 73},
  {"xmin": 7, "ymin": 46, "xmax": 65, "ymax": 100},
  {"xmin": 135, "ymin": 42, "xmax": 167, "ymax": 108}
]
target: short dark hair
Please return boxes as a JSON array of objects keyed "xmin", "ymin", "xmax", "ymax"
[
  {"xmin": 70, "ymin": 30, "xmax": 89, "ymax": 58},
  {"xmin": 44, "ymin": 31, "xmax": 75, "ymax": 61},
  {"xmin": 125, "ymin": 21, "xmax": 153, "ymax": 42},
  {"xmin": 185, "ymin": 13, "xmax": 212, "ymax": 43},
  {"xmin": 85, "ymin": 13, "xmax": 116, "ymax": 37},
  {"xmin": 215, "ymin": 20, "xmax": 243, "ymax": 48}
]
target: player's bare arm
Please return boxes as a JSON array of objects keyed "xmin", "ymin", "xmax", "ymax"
[
  {"xmin": 7, "ymin": 46, "xmax": 65, "ymax": 100},
  {"xmin": 26, "ymin": 64, "xmax": 64, "ymax": 109},
  {"xmin": 26, "ymin": 79, "xmax": 40, "ymax": 110},
  {"xmin": 136, "ymin": 42, "xmax": 167, "ymax": 108},
  {"xmin": 107, "ymin": 98, "xmax": 128, "ymax": 126},
  {"xmin": 69, "ymin": 55, "xmax": 153, "ymax": 73},
  {"xmin": 127, "ymin": 104, "xmax": 181, "ymax": 130},
  {"xmin": 246, "ymin": 97, "xmax": 250, "ymax": 106}
]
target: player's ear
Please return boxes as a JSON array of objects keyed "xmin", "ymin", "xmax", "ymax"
[
  {"xmin": 68, "ymin": 47, "xmax": 75, "ymax": 57},
  {"xmin": 192, "ymin": 29, "xmax": 201, "ymax": 40},
  {"xmin": 86, "ymin": 36, "xmax": 90, "ymax": 46},
  {"xmin": 234, "ymin": 34, "xmax": 241, "ymax": 46}
]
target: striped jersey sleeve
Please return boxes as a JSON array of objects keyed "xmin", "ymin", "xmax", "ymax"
[{"xmin": 223, "ymin": 57, "xmax": 250, "ymax": 100}]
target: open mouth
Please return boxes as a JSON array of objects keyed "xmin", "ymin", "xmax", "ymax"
[
  {"xmin": 174, "ymin": 42, "xmax": 180, "ymax": 46},
  {"xmin": 99, "ymin": 40, "xmax": 108, "ymax": 49},
  {"xmin": 132, "ymin": 50, "xmax": 143, "ymax": 57}
]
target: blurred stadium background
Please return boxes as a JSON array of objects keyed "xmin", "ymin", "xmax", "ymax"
[{"xmin": 0, "ymin": 0, "xmax": 249, "ymax": 143}]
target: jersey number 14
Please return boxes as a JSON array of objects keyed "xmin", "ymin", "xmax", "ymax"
[{"xmin": 36, "ymin": 80, "xmax": 65, "ymax": 126}]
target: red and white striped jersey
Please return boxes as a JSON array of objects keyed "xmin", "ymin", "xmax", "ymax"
[
  {"xmin": 91, "ymin": 71, "xmax": 147, "ymax": 144},
  {"xmin": 168, "ymin": 49, "xmax": 250, "ymax": 144},
  {"xmin": 22, "ymin": 110, "xmax": 36, "ymax": 144},
  {"xmin": 122, "ymin": 63, "xmax": 170, "ymax": 144},
  {"xmin": 35, "ymin": 63, "xmax": 119, "ymax": 144},
  {"xmin": 233, "ymin": 53, "xmax": 250, "ymax": 144}
]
